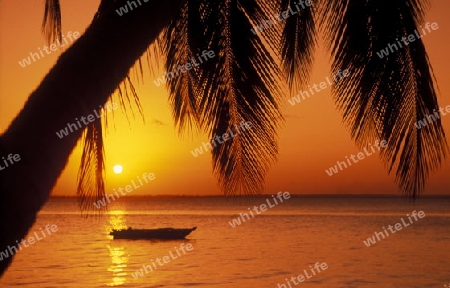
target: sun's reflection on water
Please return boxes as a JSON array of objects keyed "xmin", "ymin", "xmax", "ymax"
[{"xmin": 106, "ymin": 209, "xmax": 128, "ymax": 286}]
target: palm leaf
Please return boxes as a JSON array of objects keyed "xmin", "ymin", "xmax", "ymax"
[
  {"xmin": 162, "ymin": 0, "xmax": 202, "ymax": 134},
  {"xmin": 280, "ymin": 0, "xmax": 316, "ymax": 91},
  {"xmin": 77, "ymin": 117, "xmax": 106, "ymax": 213},
  {"xmin": 165, "ymin": 0, "xmax": 283, "ymax": 196},
  {"xmin": 321, "ymin": 0, "xmax": 448, "ymax": 199}
]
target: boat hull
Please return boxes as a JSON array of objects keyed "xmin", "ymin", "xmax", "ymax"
[{"xmin": 110, "ymin": 227, "xmax": 196, "ymax": 240}]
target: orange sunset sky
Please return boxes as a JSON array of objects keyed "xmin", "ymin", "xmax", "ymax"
[{"xmin": 0, "ymin": 0, "xmax": 449, "ymax": 196}]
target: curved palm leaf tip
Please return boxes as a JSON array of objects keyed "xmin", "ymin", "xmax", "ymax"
[
  {"xmin": 164, "ymin": 0, "xmax": 283, "ymax": 196},
  {"xmin": 322, "ymin": 0, "xmax": 448, "ymax": 199}
]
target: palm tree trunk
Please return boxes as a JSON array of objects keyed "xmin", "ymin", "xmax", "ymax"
[{"xmin": 0, "ymin": 0, "xmax": 182, "ymax": 276}]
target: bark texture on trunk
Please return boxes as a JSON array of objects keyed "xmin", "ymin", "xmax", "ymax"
[{"xmin": 0, "ymin": 0, "xmax": 182, "ymax": 276}]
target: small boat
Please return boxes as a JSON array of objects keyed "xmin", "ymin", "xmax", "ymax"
[{"xmin": 110, "ymin": 226, "xmax": 197, "ymax": 240}]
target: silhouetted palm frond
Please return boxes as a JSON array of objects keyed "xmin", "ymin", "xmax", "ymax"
[
  {"xmin": 77, "ymin": 118, "xmax": 106, "ymax": 213},
  {"xmin": 321, "ymin": 0, "xmax": 448, "ymax": 199},
  {"xmin": 115, "ymin": 76, "xmax": 145, "ymax": 125},
  {"xmin": 162, "ymin": 0, "xmax": 201, "ymax": 134},
  {"xmin": 164, "ymin": 0, "xmax": 283, "ymax": 196},
  {"xmin": 280, "ymin": 0, "xmax": 316, "ymax": 91}
]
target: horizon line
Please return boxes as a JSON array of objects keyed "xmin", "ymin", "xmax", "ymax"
[{"xmin": 50, "ymin": 194, "xmax": 450, "ymax": 198}]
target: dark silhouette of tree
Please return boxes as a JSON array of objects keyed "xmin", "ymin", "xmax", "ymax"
[
  {"xmin": 0, "ymin": 0, "xmax": 447, "ymax": 276},
  {"xmin": 0, "ymin": 0, "xmax": 182, "ymax": 275}
]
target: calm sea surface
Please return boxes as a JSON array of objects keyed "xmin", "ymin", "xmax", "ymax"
[{"xmin": 1, "ymin": 196, "xmax": 449, "ymax": 287}]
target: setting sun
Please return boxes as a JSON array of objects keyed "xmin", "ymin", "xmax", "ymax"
[{"xmin": 113, "ymin": 164, "xmax": 123, "ymax": 174}]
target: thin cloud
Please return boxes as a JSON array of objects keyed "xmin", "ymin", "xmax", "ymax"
[{"xmin": 152, "ymin": 119, "xmax": 167, "ymax": 126}]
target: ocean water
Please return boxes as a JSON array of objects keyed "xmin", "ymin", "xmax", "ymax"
[{"xmin": 0, "ymin": 196, "xmax": 449, "ymax": 287}]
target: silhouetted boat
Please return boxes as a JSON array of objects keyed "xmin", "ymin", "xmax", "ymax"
[{"xmin": 110, "ymin": 226, "xmax": 197, "ymax": 240}]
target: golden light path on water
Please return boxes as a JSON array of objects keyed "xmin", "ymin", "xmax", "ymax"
[
  {"xmin": 105, "ymin": 209, "xmax": 166, "ymax": 286},
  {"xmin": 107, "ymin": 210, "xmax": 128, "ymax": 286}
]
